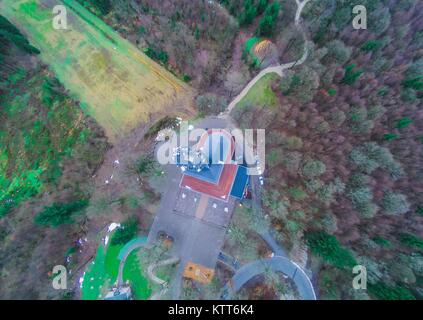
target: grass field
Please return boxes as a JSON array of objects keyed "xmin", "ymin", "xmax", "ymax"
[
  {"xmin": 82, "ymin": 237, "xmax": 152, "ymax": 300},
  {"xmin": 235, "ymin": 73, "xmax": 279, "ymax": 109},
  {"xmin": 81, "ymin": 245, "xmax": 111, "ymax": 300},
  {"xmin": 1, "ymin": 0, "xmax": 193, "ymax": 142},
  {"xmin": 122, "ymin": 248, "xmax": 152, "ymax": 300},
  {"xmin": 245, "ymin": 37, "xmax": 262, "ymax": 66}
]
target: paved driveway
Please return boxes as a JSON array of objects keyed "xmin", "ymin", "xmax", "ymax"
[
  {"xmin": 147, "ymin": 116, "xmax": 235, "ymax": 298},
  {"xmin": 228, "ymin": 257, "xmax": 316, "ymax": 300}
]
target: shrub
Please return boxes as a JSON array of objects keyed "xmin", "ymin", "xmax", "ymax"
[
  {"xmin": 267, "ymin": 148, "xmax": 284, "ymax": 167},
  {"xmin": 361, "ymin": 40, "xmax": 383, "ymax": 52},
  {"xmin": 368, "ymin": 282, "xmax": 415, "ymax": 300},
  {"xmin": 318, "ymin": 178, "xmax": 345, "ymax": 204},
  {"xmin": 325, "ymin": 40, "xmax": 352, "ymax": 64},
  {"xmin": 350, "ymin": 142, "xmax": 402, "ymax": 176},
  {"xmin": 306, "ymin": 179, "xmax": 324, "ymax": 193},
  {"xmin": 263, "ymin": 190, "xmax": 289, "ymax": 219},
  {"xmin": 328, "ymin": 110, "xmax": 346, "ymax": 127},
  {"xmin": 347, "ymin": 186, "xmax": 373, "ymax": 203},
  {"xmin": 373, "ymin": 236, "xmax": 392, "ymax": 248},
  {"xmin": 348, "ymin": 173, "xmax": 370, "ymax": 189},
  {"xmin": 283, "ymin": 136, "xmax": 303, "ymax": 150},
  {"xmin": 255, "ymin": 2, "xmax": 280, "ymax": 37},
  {"xmin": 342, "ymin": 64, "xmax": 363, "ymax": 85},
  {"xmin": 195, "ymin": 94, "xmax": 227, "ymax": 115},
  {"xmin": 0, "ymin": 15, "xmax": 40, "ymax": 55},
  {"xmin": 383, "ymin": 133, "xmax": 399, "ymax": 141},
  {"xmin": 350, "ymin": 148, "xmax": 378, "ymax": 173},
  {"xmin": 316, "ymin": 121, "xmax": 331, "ymax": 134},
  {"xmin": 302, "ymin": 159, "xmax": 326, "ymax": 178},
  {"xmin": 395, "ymin": 117, "xmax": 413, "ymax": 129},
  {"xmin": 320, "ymin": 213, "xmax": 338, "ymax": 234},
  {"xmin": 280, "ymin": 66, "xmax": 320, "ymax": 103},
  {"xmin": 288, "ymin": 187, "xmax": 308, "ymax": 201},
  {"xmin": 238, "ymin": 0, "xmax": 258, "ymax": 26},
  {"xmin": 347, "ymin": 185, "xmax": 378, "ymax": 218},
  {"xmin": 111, "ymin": 217, "xmax": 139, "ymax": 245},
  {"xmin": 135, "ymin": 156, "xmax": 155, "ymax": 176},
  {"xmin": 306, "ymin": 231, "xmax": 356, "ymax": 269},
  {"xmin": 76, "ymin": 0, "xmax": 112, "ymax": 16},
  {"xmin": 282, "ymin": 151, "xmax": 302, "ymax": 174},
  {"xmin": 381, "ymin": 191, "xmax": 410, "ymax": 214},
  {"xmin": 409, "ymin": 253, "xmax": 423, "ymax": 275},
  {"xmin": 35, "ymin": 199, "xmax": 89, "ymax": 227},
  {"xmin": 399, "ymin": 233, "xmax": 423, "ymax": 251},
  {"xmin": 356, "ymin": 201, "xmax": 379, "ymax": 218},
  {"xmin": 367, "ymin": 105, "xmax": 386, "ymax": 120},
  {"xmin": 143, "ymin": 46, "xmax": 169, "ymax": 65},
  {"xmin": 401, "ymin": 88, "xmax": 417, "ymax": 102}
]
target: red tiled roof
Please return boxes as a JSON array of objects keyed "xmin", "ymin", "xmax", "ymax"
[{"xmin": 180, "ymin": 164, "xmax": 238, "ymax": 202}]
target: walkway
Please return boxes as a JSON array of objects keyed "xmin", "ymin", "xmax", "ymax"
[
  {"xmin": 224, "ymin": 257, "xmax": 316, "ymax": 300},
  {"xmin": 117, "ymin": 237, "xmax": 147, "ymax": 286}
]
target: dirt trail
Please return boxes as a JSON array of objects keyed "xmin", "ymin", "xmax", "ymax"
[
  {"xmin": 230, "ymin": 31, "xmax": 249, "ymax": 72},
  {"xmin": 148, "ymin": 256, "xmax": 180, "ymax": 300}
]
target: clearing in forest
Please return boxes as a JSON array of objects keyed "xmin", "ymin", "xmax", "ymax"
[
  {"xmin": 1, "ymin": 0, "xmax": 193, "ymax": 142},
  {"xmin": 235, "ymin": 73, "xmax": 279, "ymax": 109}
]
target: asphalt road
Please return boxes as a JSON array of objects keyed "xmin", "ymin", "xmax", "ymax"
[{"xmin": 229, "ymin": 257, "xmax": 316, "ymax": 300}]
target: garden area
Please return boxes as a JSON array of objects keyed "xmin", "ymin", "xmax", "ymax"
[{"xmin": 81, "ymin": 220, "xmax": 152, "ymax": 300}]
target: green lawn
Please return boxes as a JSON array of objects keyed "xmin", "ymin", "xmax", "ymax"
[
  {"xmin": 82, "ymin": 234, "xmax": 152, "ymax": 300},
  {"xmin": 104, "ymin": 243, "xmax": 124, "ymax": 281},
  {"xmin": 122, "ymin": 249, "xmax": 152, "ymax": 300},
  {"xmin": 245, "ymin": 37, "xmax": 262, "ymax": 66},
  {"xmin": 81, "ymin": 245, "xmax": 111, "ymax": 300},
  {"xmin": 235, "ymin": 73, "xmax": 279, "ymax": 109}
]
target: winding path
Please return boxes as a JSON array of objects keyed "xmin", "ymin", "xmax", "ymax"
[
  {"xmin": 221, "ymin": 175, "xmax": 317, "ymax": 300},
  {"xmin": 148, "ymin": 256, "xmax": 180, "ymax": 300},
  {"xmin": 116, "ymin": 236, "xmax": 180, "ymax": 300},
  {"xmin": 117, "ymin": 237, "xmax": 147, "ymax": 286},
  {"xmin": 222, "ymin": 0, "xmax": 312, "ymax": 116},
  {"xmin": 225, "ymin": 257, "xmax": 316, "ymax": 300}
]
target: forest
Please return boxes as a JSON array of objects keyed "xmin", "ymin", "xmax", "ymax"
[
  {"xmin": 0, "ymin": 14, "xmax": 109, "ymax": 298},
  {"xmin": 229, "ymin": 0, "xmax": 422, "ymax": 299}
]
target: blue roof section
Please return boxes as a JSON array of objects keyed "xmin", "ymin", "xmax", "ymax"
[
  {"xmin": 230, "ymin": 166, "xmax": 249, "ymax": 199},
  {"xmin": 178, "ymin": 131, "xmax": 233, "ymax": 184},
  {"xmin": 203, "ymin": 133, "xmax": 231, "ymax": 164},
  {"xmin": 184, "ymin": 163, "xmax": 224, "ymax": 184}
]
